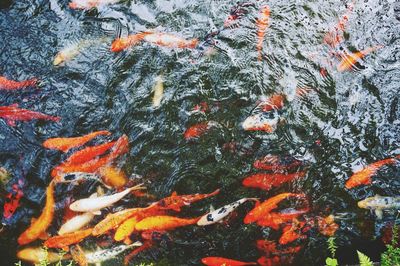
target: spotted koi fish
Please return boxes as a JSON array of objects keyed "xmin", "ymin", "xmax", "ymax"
[{"xmin": 358, "ymin": 195, "xmax": 400, "ymax": 219}]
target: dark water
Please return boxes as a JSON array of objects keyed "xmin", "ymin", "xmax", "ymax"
[{"xmin": 0, "ymin": 0, "xmax": 399, "ymax": 265}]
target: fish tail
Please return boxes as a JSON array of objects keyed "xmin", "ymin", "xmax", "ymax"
[{"xmin": 127, "ymin": 241, "xmax": 143, "ymax": 248}]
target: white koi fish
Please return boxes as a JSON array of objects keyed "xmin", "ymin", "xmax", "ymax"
[
  {"xmin": 242, "ymin": 112, "xmax": 279, "ymax": 133},
  {"xmin": 85, "ymin": 242, "xmax": 142, "ymax": 263},
  {"xmin": 17, "ymin": 247, "xmax": 71, "ymax": 264},
  {"xmin": 58, "ymin": 212, "xmax": 95, "ymax": 235},
  {"xmin": 69, "ymin": 184, "xmax": 145, "ymax": 213},
  {"xmin": 69, "ymin": 0, "xmax": 120, "ymax": 10},
  {"xmin": 358, "ymin": 195, "xmax": 400, "ymax": 219},
  {"xmin": 152, "ymin": 74, "xmax": 164, "ymax": 107},
  {"xmin": 197, "ymin": 198, "xmax": 257, "ymax": 226}
]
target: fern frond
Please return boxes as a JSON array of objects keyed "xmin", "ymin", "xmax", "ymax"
[{"xmin": 357, "ymin": 251, "xmax": 373, "ymax": 266}]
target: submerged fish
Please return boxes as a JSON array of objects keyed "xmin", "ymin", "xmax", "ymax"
[
  {"xmin": 279, "ymin": 220, "xmax": 307, "ymax": 245},
  {"xmin": 155, "ymin": 189, "xmax": 220, "ymax": 212},
  {"xmin": 358, "ymin": 195, "xmax": 400, "ymax": 219},
  {"xmin": 201, "ymin": 257, "xmax": 257, "ymax": 266},
  {"xmin": 53, "ymin": 40, "xmax": 92, "ymax": 66},
  {"xmin": 57, "ymin": 172, "xmax": 105, "ymax": 186},
  {"xmin": 256, "ymin": 5, "xmax": 270, "ymax": 60},
  {"xmin": 3, "ymin": 180, "xmax": 24, "ymax": 219},
  {"xmin": 85, "ymin": 242, "xmax": 142, "ymax": 264},
  {"xmin": 69, "ymin": 0, "xmax": 120, "ymax": 9},
  {"xmin": 98, "ymin": 166, "xmax": 128, "ymax": 188},
  {"xmin": 111, "ymin": 33, "xmax": 149, "ymax": 52},
  {"xmin": 256, "ymin": 240, "xmax": 302, "ymax": 256},
  {"xmin": 244, "ymin": 193, "xmax": 307, "ymax": 224},
  {"xmin": 257, "ymin": 94, "xmax": 285, "ymax": 112},
  {"xmin": 253, "ymin": 155, "xmax": 302, "ymax": 171},
  {"xmin": 70, "ymin": 244, "xmax": 88, "ymax": 266},
  {"xmin": 152, "ymin": 74, "xmax": 164, "ymax": 107},
  {"xmin": 43, "ymin": 130, "xmax": 111, "ymax": 153},
  {"xmin": 242, "ymin": 112, "xmax": 279, "ymax": 132},
  {"xmin": 0, "ymin": 104, "xmax": 60, "ymax": 126},
  {"xmin": 69, "ymin": 184, "xmax": 145, "ymax": 213},
  {"xmin": 345, "ymin": 155, "xmax": 400, "ymax": 189},
  {"xmin": 44, "ymin": 228, "xmax": 93, "ymax": 251},
  {"xmin": 242, "ymin": 172, "xmax": 306, "ymax": 191},
  {"xmin": 223, "ymin": 2, "xmax": 255, "ymax": 28},
  {"xmin": 0, "ymin": 76, "xmax": 37, "ymax": 90},
  {"xmin": 256, "ymin": 208, "xmax": 310, "ymax": 230},
  {"xmin": 134, "ymin": 215, "xmax": 199, "ymax": 231},
  {"xmin": 17, "ymin": 247, "xmax": 71, "ymax": 264},
  {"xmin": 64, "ymin": 140, "xmax": 117, "ymax": 165},
  {"xmin": 184, "ymin": 121, "xmax": 219, "ymax": 140},
  {"xmin": 58, "ymin": 211, "xmax": 95, "ymax": 235},
  {"xmin": 197, "ymin": 198, "xmax": 257, "ymax": 226},
  {"xmin": 114, "ymin": 215, "xmax": 141, "ymax": 242},
  {"xmin": 18, "ymin": 182, "xmax": 55, "ymax": 245},
  {"xmin": 337, "ymin": 45, "xmax": 383, "ymax": 72}
]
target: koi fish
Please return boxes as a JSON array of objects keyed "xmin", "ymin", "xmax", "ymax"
[
  {"xmin": 244, "ymin": 193, "xmax": 306, "ymax": 224},
  {"xmin": 69, "ymin": 0, "xmax": 120, "ymax": 9},
  {"xmin": 123, "ymin": 241, "xmax": 153, "ymax": 266},
  {"xmin": 345, "ymin": 156, "xmax": 400, "ymax": 189},
  {"xmin": 197, "ymin": 198, "xmax": 257, "ymax": 226},
  {"xmin": 253, "ymin": 156, "xmax": 302, "ymax": 171},
  {"xmin": 114, "ymin": 215, "xmax": 141, "ymax": 242},
  {"xmin": 257, "ymin": 256, "xmax": 283, "ymax": 266},
  {"xmin": 17, "ymin": 247, "xmax": 71, "ymax": 264},
  {"xmin": 43, "ymin": 130, "xmax": 111, "ymax": 153},
  {"xmin": 256, "ymin": 208, "xmax": 310, "ymax": 230},
  {"xmin": 92, "ymin": 205, "xmax": 159, "ymax": 236},
  {"xmin": 155, "ymin": 189, "xmax": 220, "ymax": 212},
  {"xmin": 57, "ymin": 172, "xmax": 106, "ymax": 187},
  {"xmin": 152, "ymin": 74, "xmax": 164, "ymax": 107},
  {"xmin": 3, "ymin": 180, "xmax": 24, "ymax": 219},
  {"xmin": 323, "ymin": 1, "xmax": 355, "ymax": 48},
  {"xmin": 316, "ymin": 215, "xmax": 339, "ymax": 236},
  {"xmin": 256, "ymin": 240, "xmax": 302, "ymax": 256},
  {"xmin": 242, "ymin": 172, "xmax": 306, "ymax": 191},
  {"xmin": 69, "ymin": 183, "xmax": 145, "ymax": 213},
  {"xmin": 357, "ymin": 195, "xmax": 400, "ymax": 219},
  {"xmin": 134, "ymin": 215, "xmax": 199, "ymax": 231},
  {"xmin": 85, "ymin": 242, "xmax": 142, "ymax": 264},
  {"xmin": 44, "ymin": 228, "xmax": 93, "ymax": 251},
  {"xmin": 242, "ymin": 111, "xmax": 279, "ymax": 132},
  {"xmin": 256, "ymin": 5, "xmax": 270, "ymax": 60},
  {"xmin": 257, "ymin": 94, "xmax": 285, "ymax": 112},
  {"xmin": 98, "ymin": 166, "xmax": 128, "ymax": 188},
  {"xmin": 0, "ymin": 76, "xmax": 37, "ymax": 90},
  {"xmin": 70, "ymin": 245, "xmax": 88, "ymax": 266},
  {"xmin": 337, "ymin": 45, "xmax": 383, "ymax": 72},
  {"xmin": 0, "ymin": 105, "xmax": 60, "ymax": 127},
  {"xmin": 224, "ymin": 2, "xmax": 255, "ymax": 28},
  {"xmin": 143, "ymin": 32, "xmax": 199, "ymax": 49},
  {"xmin": 184, "ymin": 121, "xmax": 219, "ymax": 140},
  {"xmin": 201, "ymin": 257, "xmax": 257, "ymax": 266},
  {"xmin": 18, "ymin": 182, "xmax": 55, "ymax": 245},
  {"xmin": 58, "ymin": 212, "xmax": 95, "ymax": 235},
  {"xmin": 111, "ymin": 33, "xmax": 149, "ymax": 52},
  {"xmin": 64, "ymin": 140, "xmax": 117, "ymax": 165},
  {"xmin": 279, "ymin": 221, "xmax": 307, "ymax": 245}
]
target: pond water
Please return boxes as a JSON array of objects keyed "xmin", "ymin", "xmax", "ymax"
[{"xmin": 0, "ymin": 0, "xmax": 399, "ymax": 265}]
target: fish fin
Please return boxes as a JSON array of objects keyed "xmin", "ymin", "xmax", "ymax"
[
  {"xmin": 209, "ymin": 205, "xmax": 215, "ymax": 212},
  {"xmin": 92, "ymin": 210, "xmax": 102, "ymax": 215},
  {"xmin": 38, "ymin": 231, "xmax": 50, "ymax": 240},
  {"xmin": 171, "ymin": 191, "xmax": 177, "ymax": 196},
  {"xmin": 124, "ymin": 237, "xmax": 132, "ymax": 245},
  {"xmin": 375, "ymin": 209, "xmax": 383, "ymax": 219},
  {"xmin": 89, "ymin": 192, "xmax": 98, "ymax": 199},
  {"xmin": 31, "ymin": 218, "xmax": 36, "ymax": 224},
  {"xmin": 128, "ymin": 241, "xmax": 143, "ymax": 248},
  {"xmin": 6, "ymin": 119, "xmax": 16, "ymax": 127}
]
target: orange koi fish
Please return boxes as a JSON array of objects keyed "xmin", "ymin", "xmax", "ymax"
[
  {"xmin": 253, "ymin": 156, "xmax": 302, "ymax": 171},
  {"xmin": 3, "ymin": 180, "xmax": 24, "ymax": 219},
  {"xmin": 258, "ymin": 94, "xmax": 285, "ymax": 112},
  {"xmin": 201, "ymin": 257, "xmax": 257, "ymax": 266},
  {"xmin": 43, "ymin": 130, "xmax": 111, "ymax": 153},
  {"xmin": 98, "ymin": 166, "xmax": 128, "ymax": 188},
  {"xmin": 279, "ymin": 221, "xmax": 307, "ymax": 245},
  {"xmin": 256, "ymin": 5, "xmax": 270, "ymax": 60},
  {"xmin": 92, "ymin": 205, "xmax": 159, "ymax": 236},
  {"xmin": 242, "ymin": 172, "xmax": 306, "ymax": 191},
  {"xmin": 337, "ymin": 45, "xmax": 383, "ymax": 72},
  {"xmin": 184, "ymin": 121, "xmax": 219, "ymax": 140},
  {"xmin": 134, "ymin": 215, "xmax": 199, "ymax": 231},
  {"xmin": 323, "ymin": 0, "xmax": 355, "ymax": 48},
  {"xmin": 0, "ymin": 76, "xmax": 37, "ymax": 90},
  {"xmin": 142, "ymin": 32, "xmax": 198, "ymax": 49},
  {"xmin": 256, "ymin": 240, "xmax": 302, "ymax": 256},
  {"xmin": 0, "ymin": 105, "xmax": 60, "ymax": 127},
  {"xmin": 44, "ymin": 228, "xmax": 93, "ymax": 251},
  {"xmin": 257, "ymin": 256, "xmax": 284, "ymax": 266},
  {"xmin": 155, "ymin": 189, "xmax": 220, "ymax": 212},
  {"xmin": 256, "ymin": 208, "xmax": 310, "ymax": 230},
  {"xmin": 18, "ymin": 182, "xmax": 55, "ymax": 245},
  {"xmin": 69, "ymin": 0, "xmax": 119, "ymax": 9},
  {"xmin": 111, "ymin": 33, "xmax": 149, "ymax": 52},
  {"xmin": 51, "ymin": 135, "xmax": 128, "ymax": 180},
  {"xmin": 64, "ymin": 140, "xmax": 116, "ymax": 165},
  {"xmin": 17, "ymin": 247, "xmax": 71, "ymax": 264},
  {"xmin": 316, "ymin": 215, "xmax": 339, "ymax": 236},
  {"xmin": 114, "ymin": 215, "xmax": 141, "ymax": 242},
  {"xmin": 70, "ymin": 244, "xmax": 88, "ymax": 266},
  {"xmin": 345, "ymin": 156, "xmax": 400, "ymax": 189},
  {"xmin": 244, "ymin": 193, "xmax": 306, "ymax": 224}
]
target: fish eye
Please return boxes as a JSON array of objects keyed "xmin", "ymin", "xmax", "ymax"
[{"xmin": 63, "ymin": 174, "xmax": 75, "ymax": 181}]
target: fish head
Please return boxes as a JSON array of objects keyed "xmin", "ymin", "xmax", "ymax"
[{"xmin": 53, "ymin": 53, "xmax": 65, "ymax": 66}]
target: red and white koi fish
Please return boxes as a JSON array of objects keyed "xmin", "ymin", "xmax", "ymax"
[
  {"xmin": 256, "ymin": 5, "xmax": 270, "ymax": 60},
  {"xmin": 0, "ymin": 76, "xmax": 37, "ymax": 90},
  {"xmin": 69, "ymin": 0, "xmax": 120, "ymax": 9},
  {"xmin": 0, "ymin": 104, "xmax": 60, "ymax": 126},
  {"xmin": 242, "ymin": 112, "xmax": 279, "ymax": 132}
]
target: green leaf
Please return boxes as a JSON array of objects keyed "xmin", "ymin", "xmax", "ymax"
[
  {"xmin": 357, "ymin": 251, "xmax": 373, "ymax": 266},
  {"xmin": 325, "ymin": 257, "xmax": 338, "ymax": 266}
]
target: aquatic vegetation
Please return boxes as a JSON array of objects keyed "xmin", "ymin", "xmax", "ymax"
[{"xmin": 381, "ymin": 224, "xmax": 400, "ymax": 266}]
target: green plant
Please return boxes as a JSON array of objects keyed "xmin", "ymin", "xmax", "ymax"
[
  {"xmin": 325, "ymin": 237, "xmax": 338, "ymax": 266},
  {"xmin": 381, "ymin": 224, "xmax": 400, "ymax": 266},
  {"xmin": 14, "ymin": 262, "xmax": 22, "ymax": 266},
  {"xmin": 357, "ymin": 251, "xmax": 373, "ymax": 266}
]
